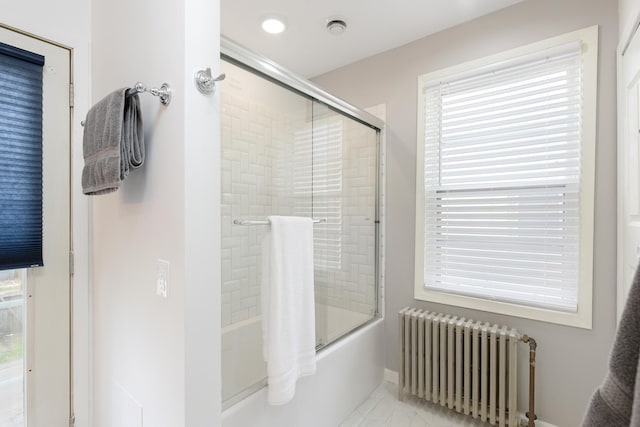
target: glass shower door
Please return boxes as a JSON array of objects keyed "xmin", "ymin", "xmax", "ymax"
[
  {"xmin": 220, "ymin": 56, "xmax": 380, "ymax": 406},
  {"xmin": 220, "ymin": 58, "xmax": 314, "ymax": 403},
  {"xmin": 310, "ymin": 101, "xmax": 379, "ymax": 349}
]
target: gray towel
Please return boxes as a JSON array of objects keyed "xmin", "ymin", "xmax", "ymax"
[
  {"xmin": 81, "ymin": 88, "xmax": 144, "ymax": 195},
  {"xmin": 582, "ymin": 264, "xmax": 640, "ymax": 426}
]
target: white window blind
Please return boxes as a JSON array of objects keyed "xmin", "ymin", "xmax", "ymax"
[
  {"xmin": 422, "ymin": 43, "xmax": 583, "ymax": 312},
  {"xmin": 293, "ymin": 118, "xmax": 343, "ymax": 270}
]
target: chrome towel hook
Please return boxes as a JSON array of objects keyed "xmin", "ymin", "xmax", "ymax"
[{"xmin": 194, "ymin": 67, "xmax": 225, "ymax": 94}]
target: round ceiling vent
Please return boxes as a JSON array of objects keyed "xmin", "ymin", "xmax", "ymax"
[{"xmin": 326, "ymin": 19, "xmax": 347, "ymax": 35}]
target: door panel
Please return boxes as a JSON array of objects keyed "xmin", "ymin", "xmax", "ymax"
[
  {"xmin": 0, "ymin": 26, "xmax": 71, "ymax": 426},
  {"xmin": 620, "ymin": 29, "xmax": 640, "ymax": 319}
]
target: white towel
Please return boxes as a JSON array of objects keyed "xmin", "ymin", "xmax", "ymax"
[{"xmin": 261, "ymin": 216, "xmax": 316, "ymax": 405}]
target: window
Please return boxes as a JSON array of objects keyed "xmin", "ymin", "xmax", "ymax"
[
  {"xmin": 414, "ymin": 26, "xmax": 598, "ymax": 328},
  {"xmin": 0, "ymin": 42, "xmax": 45, "ymax": 270},
  {"xmin": 0, "ymin": 27, "xmax": 71, "ymax": 424}
]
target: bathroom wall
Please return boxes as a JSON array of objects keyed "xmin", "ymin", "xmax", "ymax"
[
  {"xmin": 91, "ymin": 0, "xmax": 221, "ymax": 425},
  {"xmin": 313, "ymin": 0, "xmax": 618, "ymax": 425},
  {"xmin": 3, "ymin": 3, "xmax": 92, "ymax": 425}
]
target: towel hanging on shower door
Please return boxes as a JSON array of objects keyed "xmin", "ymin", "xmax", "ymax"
[{"xmin": 261, "ymin": 215, "xmax": 316, "ymax": 405}]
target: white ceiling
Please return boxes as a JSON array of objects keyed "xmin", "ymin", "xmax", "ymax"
[{"xmin": 221, "ymin": 0, "xmax": 525, "ymax": 78}]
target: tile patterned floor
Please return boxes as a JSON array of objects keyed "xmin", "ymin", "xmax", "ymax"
[{"xmin": 339, "ymin": 382, "xmax": 488, "ymax": 427}]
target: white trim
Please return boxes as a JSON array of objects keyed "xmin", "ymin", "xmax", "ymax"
[
  {"xmin": 616, "ymin": 11, "xmax": 640, "ymax": 323},
  {"xmin": 414, "ymin": 26, "xmax": 598, "ymax": 329},
  {"xmin": 617, "ymin": 31, "xmax": 626, "ymax": 324},
  {"xmin": 524, "ymin": 418, "xmax": 559, "ymax": 427},
  {"xmin": 384, "ymin": 368, "xmax": 399, "ymax": 385}
]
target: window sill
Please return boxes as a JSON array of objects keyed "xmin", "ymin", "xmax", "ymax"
[{"xmin": 414, "ymin": 285, "xmax": 592, "ymax": 329}]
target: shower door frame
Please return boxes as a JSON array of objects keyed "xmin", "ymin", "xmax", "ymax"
[
  {"xmin": 220, "ymin": 35, "xmax": 385, "ymax": 407},
  {"xmin": 221, "ymin": 37, "xmax": 385, "ymax": 132}
]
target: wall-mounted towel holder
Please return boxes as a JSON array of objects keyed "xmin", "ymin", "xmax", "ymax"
[
  {"xmin": 129, "ymin": 82, "xmax": 172, "ymax": 106},
  {"xmin": 81, "ymin": 81, "xmax": 172, "ymax": 126},
  {"xmin": 233, "ymin": 218, "xmax": 327, "ymax": 226},
  {"xmin": 194, "ymin": 67, "xmax": 225, "ymax": 95}
]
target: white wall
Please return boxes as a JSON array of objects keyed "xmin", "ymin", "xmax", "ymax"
[
  {"xmin": 91, "ymin": 0, "xmax": 220, "ymax": 426},
  {"xmin": 183, "ymin": 0, "xmax": 222, "ymax": 423},
  {"xmin": 2, "ymin": 4, "xmax": 92, "ymax": 426},
  {"xmin": 314, "ymin": 0, "xmax": 618, "ymax": 426}
]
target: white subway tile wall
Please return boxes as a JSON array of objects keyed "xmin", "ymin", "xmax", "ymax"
[{"xmin": 221, "ymin": 88, "xmax": 301, "ymax": 327}]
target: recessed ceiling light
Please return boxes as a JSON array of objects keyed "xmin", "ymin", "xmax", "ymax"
[{"xmin": 261, "ymin": 17, "xmax": 286, "ymax": 34}]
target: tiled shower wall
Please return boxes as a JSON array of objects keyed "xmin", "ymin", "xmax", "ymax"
[
  {"xmin": 221, "ymin": 69, "xmax": 378, "ymax": 328},
  {"xmin": 221, "ymin": 89, "xmax": 301, "ymax": 327},
  {"xmin": 313, "ymin": 113, "xmax": 377, "ymax": 316}
]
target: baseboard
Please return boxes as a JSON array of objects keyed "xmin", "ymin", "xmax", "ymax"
[
  {"xmin": 526, "ymin": 420, "xmax": 559, "ymax": 427},
  {"xmin": 383, "ymin": 369, "xmax": 558, "ymax": 427},
  {"xmin": 384, "ymin": 368, "xmax": 398, "ymax": 384}
]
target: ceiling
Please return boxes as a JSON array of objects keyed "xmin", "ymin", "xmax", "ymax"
[{"xmin": 221, "ymin": 0, "xmax": 525, "ymax": 78}]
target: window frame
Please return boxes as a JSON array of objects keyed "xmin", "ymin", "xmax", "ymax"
[{"xmin": 414, "ymin": 26, "xmax": 598, "ymax": 329}]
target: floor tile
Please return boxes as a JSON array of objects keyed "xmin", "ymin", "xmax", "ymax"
[
  {"xmin": 343, "ymin": 382, "xmax": 488, "ymax": 427},
  {"xmin": 366, "ymin": 398, "xmax": 395, "ymax": 421},
  {"xmin": 339, "ymin": 412, "xmax": 364, "ymax": 427}
]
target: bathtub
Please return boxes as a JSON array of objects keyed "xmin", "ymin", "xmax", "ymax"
[{"xmin": 222, "ymin": 307, "xmax": 384, "ymax": 427}]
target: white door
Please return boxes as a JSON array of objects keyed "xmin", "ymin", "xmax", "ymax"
[
  {"xmin": 0, "ymin": 26, "xmax": 71, "ymax": 426},
  {"xmin": 619, "ymin": 28, "xmax": 640, "ymax": 319}
]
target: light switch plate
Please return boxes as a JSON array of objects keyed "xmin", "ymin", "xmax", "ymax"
[{"xmin": 157, "ymin": 259, "xmax": 169, "ymax": 298}]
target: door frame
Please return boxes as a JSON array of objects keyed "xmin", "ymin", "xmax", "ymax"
[
  {"xmin": 0, "ymin": 23, "xmax": 75, "ymax": 426},
  {"xmin": 618, "ymin": 14, "xmax": 640, "ymax": 321}
]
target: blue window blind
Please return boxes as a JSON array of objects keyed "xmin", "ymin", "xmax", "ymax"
[{"xmin": 0, "ymin": 42, "xmax": 45, "ymax": 270}]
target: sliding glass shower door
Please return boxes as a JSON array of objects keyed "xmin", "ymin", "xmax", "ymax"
[
  {"xmin": 310, "ymin": 102, "xmax": 378, "ymax": 346},
  {"xmin": 220, "ymin": 56, "xmax": 380, "ymax": 405}
]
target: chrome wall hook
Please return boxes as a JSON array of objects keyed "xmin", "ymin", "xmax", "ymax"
[{"xmin": 194, "ymin": 67, "xmax": 225, "ymax": 95}]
